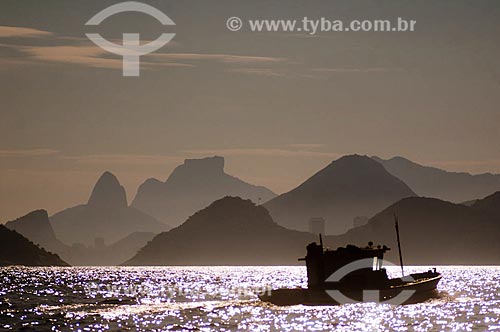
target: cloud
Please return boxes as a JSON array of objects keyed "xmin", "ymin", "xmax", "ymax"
[
  {"xmin": 61, "ymin": 154, "xmax": 184, "ymax": 166},
  {"xmin": 0, "ymin": 26, "xmax": 286, "ymax": 72},
  {"xmin": 0, "ymin": 148, "xmax": 185, "ymax": 167},
  {"xmin": 312, "ymin": 67, "xmax": 405, "ymax": 73},
  {"xmin": 0, "ymin": 26, "xmax": 52, "ymax": 38},
  {"xmin": 151, "ymin": 53, "xmax": 286, "ymax": 64},
  {"xmin": 12, "ymin": 44, "xmax": 193, "ymax": 70},
  {"xmin": 184, "ymin": 147, "xmax": 339, "ymax": 159},
  {"xmin": 226, "ymin": 67, "xmax": 286, "ymax": 77},
  {"xmin": 224, "ymin": 66, "xmax": 403, "ymax": 79},
  {"xmin": 0, "ymin": 149, "xmax": 59, "ymax": 157},
  {"xmin": 22, "ymin": 45, "xmax": 124, "ymax": 69},
  {"xmin": 288, "ymin": 143, "xmax": 325, "ymax": 149},
  {"xmin": 1, "ymin": 41, "xmax": 125, "ymax": 69},
  {"xmin": 5, "ymin": 40, "xmax": 278, "ymax": 71}
]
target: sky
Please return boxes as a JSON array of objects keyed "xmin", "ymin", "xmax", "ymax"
[{"xmin": 1, "ymin": 0, "xmax": 500, "ymax": 221}]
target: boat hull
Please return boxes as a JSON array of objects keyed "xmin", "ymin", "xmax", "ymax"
[{"xmin": 259, "ymin": 274, "xmax": 442, "ymax": 306}]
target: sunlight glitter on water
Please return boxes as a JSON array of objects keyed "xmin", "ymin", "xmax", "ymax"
[{"xmin": 1, "ymin": 266, "xmax": 499, "ymax": 331}]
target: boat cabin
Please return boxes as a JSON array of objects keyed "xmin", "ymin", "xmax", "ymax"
[{"xmin": 301, "ymin": 242, "xmax": 391, "ymax": 289}]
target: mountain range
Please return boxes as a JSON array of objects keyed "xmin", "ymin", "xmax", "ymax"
[
  {"xmin": 125, "ymin": 192, "xmax": 500, "ymax": 266},
  {"xmin": 131, "ymin": 156, "xmax": 276, "ymax": 226},
  {"xmin": 264, "ymin": 155, "xmax": 417, "ymax": 234},
  {"xmin": 373, "ymin": 156, "xmax": 500, "ymax": 203},
  {"xmin": 4, "ymin": 153, "xmax": 500, "ymax": 266},
  {"xmin": 50, "ymin": 172, "xmax": 167, "ymax": 246}
]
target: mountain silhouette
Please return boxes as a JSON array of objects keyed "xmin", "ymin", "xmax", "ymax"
[
  {"xmin": 329, "ymin": 195, "xmax": 500, "ymax": 264},
  {"xmin": 124, "ymin": 196, "xmax": 315, "ymax": 265},
  {"xmin": 131, "ymin": 156, "xmax": 276, "ymax": 226},
  {"xmin": 471, "ymin": 191, "xmax": 500, "ymax": 216},
  {"xmin": 264, "ymin": 155, "xmax": 416, "ymax": 234},
  {"xmin": 0, "ymin": 225, "xmax": 68, "ymax": 266},
  {"xmin": 51, "ymin": 172, "xmax": 168, "ymax": 246},
  {"xmin": 87, "ymin": 171, "xmax": 127, "ymax": 210},
  {"xmin": 373, "ymin": 156, "xmax": 500, "ymax": 203},
  {"xmin": 5, "ymin": 209, "xmax": 66, "ymax": 253}
]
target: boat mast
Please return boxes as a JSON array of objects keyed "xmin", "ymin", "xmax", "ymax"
[{"xmin": 394, "ymin": 213, "xmax": 405, "ymax": 277}]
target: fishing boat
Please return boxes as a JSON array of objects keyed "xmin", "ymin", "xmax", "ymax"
[{"xmin": 259, "ymin": 215, "xmax": 442, "ymax": 306}]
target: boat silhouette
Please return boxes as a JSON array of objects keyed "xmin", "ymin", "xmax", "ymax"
[{"xmin": 259, "ymin": 215, "xmax": 442, "ymax": 306}]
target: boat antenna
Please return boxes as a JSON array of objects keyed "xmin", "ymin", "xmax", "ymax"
[
  {"xmin": 319, "ymin": 233, "xmax": 323, "ymax": 250},
  {"xmin": 394, "ymin": 213, "xmax": 405, "ymax": 277}
]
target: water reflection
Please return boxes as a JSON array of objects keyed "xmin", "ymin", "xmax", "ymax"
[{"xmin": 0, "ymin": 266, "xmax": 499, "ymax": 331}]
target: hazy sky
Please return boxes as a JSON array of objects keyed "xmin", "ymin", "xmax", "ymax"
[{"xmin": 1, "ymin": 0, "xmax": 500, "ymax": 221}]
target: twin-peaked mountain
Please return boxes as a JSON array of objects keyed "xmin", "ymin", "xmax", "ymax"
[
  {"xmin": 264, "ymin": 155, "xmax": 417, "ymax": 234},
  {"xmin": 50, "ymin": 172, "xmax": 167, "ymax": 246},
  {"xmin": 373, "ymin": 156, "xmax": 500, "ymax": 203},
  {"xmin": 131, "ymin": 156, "xmax": 276, "ymax": 226}
]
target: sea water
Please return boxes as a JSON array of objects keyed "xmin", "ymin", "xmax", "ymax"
[{"xmin": 1, "ymin": 266, "xmax": 499, "ymax": 331}]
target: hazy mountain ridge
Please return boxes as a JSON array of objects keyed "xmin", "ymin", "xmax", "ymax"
[
  {"xmin": 264, "ymin": 155, "xmax": 417, "ymax": 234},
  {"xmin": 125, "ymin": 192, "xmax": 500, "ymax": 266},
  {"xmin": 131, "ymin": 156, "xmax": 276, "ymax": 226},
  {"xmin": 50, "ymin": 172, "xmax": 168, "ymax": 246},
  {"xmin": 64, "ymin": 231, "xmax": 158, "ymax": 266},
  {"xmin": 3, "ymin": 206, "xmax": 159, "ymax": 265},
  {"xmin": 373, "ymin": 156, "xmax": 500, "ymax": 203},
  {"xmin": 5, "ymin": 155, "xmax": 500, "ymax": 266},
  {"xmin": 5, "ymin": 209, "xmax": 66, "ymax": 253},
  {"xmin": 328, "ymin": 193, "xmax": 500, "ymax": 264}
]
